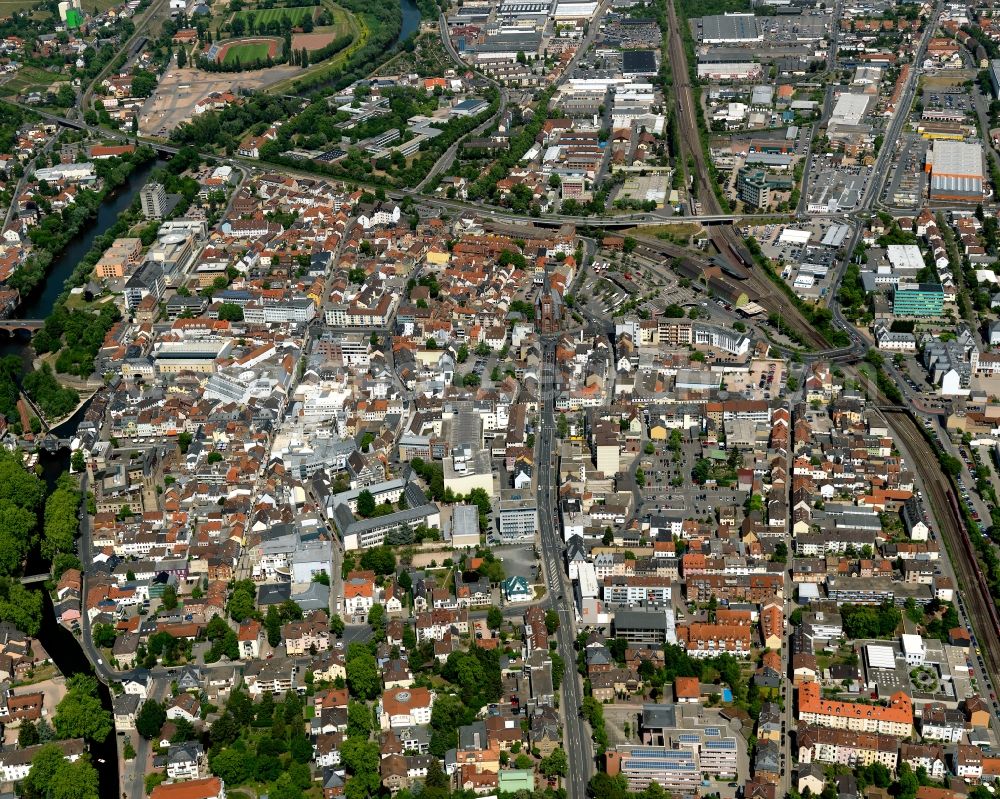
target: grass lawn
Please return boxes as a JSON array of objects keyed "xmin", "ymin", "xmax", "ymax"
[
  {"xmin": 235, "ymin": 4, "xmax": 316, "ymax": 26},
  {"xmin": 84, "ymin": 0, "xmax": 122, "ymax": 11},
  {"xmin": 0, "ymin": 65, "xmax": 69, "ymax": 96},
  {"xmin": 222, "ymin": 41, "xmax": 273, "ymax": 65},
  {"xmin": 325, "ymin": 3, "xmax": 351, "ymax": 37},
  {"xmin": 628, "ymin": 223, "xmax": 703, "ymax": 240},
  {"xmin": 0, "ymin": 0, "xmax": 43, "ymax": 14},
  {"xmin": 12, "ymin": 661, "xmax": 57, "ymax": 687}
]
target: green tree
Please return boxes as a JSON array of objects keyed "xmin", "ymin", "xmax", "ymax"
[
  {"xmin": 359, "ymin": 546, "xmax": 395, "ymax": 575},
  {"xmin": 346, "ymin": 646, "xmax": 380, "ymax": 700},
  {"xmin": 205, "ymin": 614, "xmax": 230, "ymax": 641},
  {"xmin": 265, "ymin": 605, "xmax": 282, "ymax": 648},
  {"xmin": 545, "ymin": 608, "xmax": 560, "ymax": 634},
  {"xmin": 210, "ymin": 746, "xmax": 251, "ymax": 785},
  {"xmin": 92, "ymin": 622, "xmax": 116, "ymax": 648},
  {"xmin": 18, "ymin": 719, "xmax": 39, "ymax": 747},
  {"xmin": 429, "ymin": 692, "xmax": 472, "ymax": 756},
  {"xmin": 227, "ymin": 580, "xmax": 256, "ymax": 622},
  {"xmin": 217, "ymin": 303, "xmax": 244, "ymax": 321},
  {"xmin": 170, "ymin": 717, "xmax": 197, "ymax": 744},
  {"xmin": 22, "ymin": 746, "xmax": 99, "ymax": 799},
  {"xmin": 145, "ymin": 773, "xmax": 166, "ymax": 797},
  {"xmin": 341, "ymin": 737, "xmax": 379, "ymax": 775},
  {"xmin": 367, "ymin": 603, "xmax": 385, "ymax": 631},
  {"xmin": 487, "ymin": 605, "xmax": 503, "ymax": 629},
  {"xmin": 0, "ymin": 582, "xmax": 44, "ymax": 636},
  {"xmin": 347, "ymin": 700, "xmax": 373, "ymax": 737},
  {"xmin": 0, "ymin": 502, "xmax": 37, "ymax": 574},
  {"xmin": 357, "ymin": 489, "xmax": 376, "ymax": 518},
  {"xmin": 136, "ymin": 698, "xmax": 167, "ymax": 739},
  {"xmin": 588, "ymin": 773, "xmax": 629, "ymax": 799},
  {"xmin": 161, "ymin": 584, "xmax": 178, "ymax": 610},
  {"xmin": 53, "ymin": 676, "xmax": 112, "ymax": 742}
]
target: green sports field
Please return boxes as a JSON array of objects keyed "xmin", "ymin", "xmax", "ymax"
[
  {"xmin": 234, "ymin": 5, "xmax": 317, "ymax": 27},
  {"xmin": 222, "ymin": 40, "xmax": 274, "ymax": 64}
]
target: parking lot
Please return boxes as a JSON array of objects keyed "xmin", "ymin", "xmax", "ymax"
[
  {"xmin": 636, "ymin": 430, "xmax": 747, "ymax": 521},
  {"xmin": 921, "ymin": 87, "xmax": 972, "ymax": 113},
  {"xmin": 805, "ymin": 165, "xmax": 871, "ymax": 213},
  {"xmin": 884, "ymin": 134, "xmax": 928, "ymax": 208},
  {"xmin": 492, "ymin": 543, "xmax": 540, "ymax": 584}
]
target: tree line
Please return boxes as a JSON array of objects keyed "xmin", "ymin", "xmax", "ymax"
[{"xmin": 290, "ymin": 0, "xmax": 402, "ymax": 96}]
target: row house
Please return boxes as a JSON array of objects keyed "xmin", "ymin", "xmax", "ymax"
[
  {"xmin": 797, "ymin": 682, "xmax": 913, "ymax": 737},
  {"xmin": 797, "ymin": 725, "xmax": 899, "ymax": 770},
  {"xmin": 677, "ymin": 623, "xmax": 752, "ymax": 658}
]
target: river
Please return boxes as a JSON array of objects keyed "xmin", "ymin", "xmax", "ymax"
[
  {"xmin": 0, "ymin": 157, "xmax": 163, "ymax": 367},
  {"xmin": 399, "ymin": 0, "xmax": 420, "ymax": 42},
  {"xmin": 9, "ymin": 159, "xmax": 164, "ymax": 799},
  {"xmin": 5, "ymin": 3, "xmax": 421, "ymax": 790},
  {"xmin": 19, "ymin": 157, "xmax": 162, "ymax": 321},
  {"xmin": 23, "ymin": 449, "xmax": 119, "ymax": 799}
]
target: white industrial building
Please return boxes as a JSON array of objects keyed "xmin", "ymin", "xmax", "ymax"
[
  {"xmin": 553, "ymin": 0, "xmax": 597, "ymax": 18},
  {"xmin": 928, "ymin": 140, "xmax": 984, "ymax": 202},
  {"xmin": 901, "ymin": 634, "xmax": 926, "ymax": 666},
  {"xmin": 829, "ymin": 92, "xmax": 870, "ymax": 129}
]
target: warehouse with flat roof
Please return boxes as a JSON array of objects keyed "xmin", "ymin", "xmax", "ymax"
[
  {"xmin": 697, "ymin": 13, "xmax": 762, "ymax": 44},
  {"xmin": 622, "ymin": 49, "xmax": 657, "ymax": 76},
  {"xmin": 927, "ymin": 139, "xmax": 984, "ymax": 202},
  {"xmin": 553, "ymin": 0, "xmax": 598, "ymax": 18},
  {"xmin": 829, "ymin": 92, "xmax": 870, "ymax": 129}
]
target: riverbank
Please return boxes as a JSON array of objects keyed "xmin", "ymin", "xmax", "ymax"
[
  {"xmin": 0, "ymin": 149, "xmax": 164, "ymax": 426},
  {"xmin": 8, "ymin": 155, "xmax": 169, "ymax": 426},
  {"xmin": 7, "ymin": 145, "xmax": 158, "ymax": 306},
  {"xmin": 35, "ymin": 384, "xmax": 98, "ymax": 431}
]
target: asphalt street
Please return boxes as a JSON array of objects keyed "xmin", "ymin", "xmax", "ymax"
[{"xmin": 538, "ymin": 337, "xmax": 592, "ymax": 799}]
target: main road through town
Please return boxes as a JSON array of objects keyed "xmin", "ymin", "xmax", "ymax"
[{"xmin": 537, "ymin": 336, "xmax": 591, "ymax": 799}]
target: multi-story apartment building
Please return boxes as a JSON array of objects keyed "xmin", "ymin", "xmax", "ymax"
[
  {"xmin": 797, "ymin": 682, "xmax": 913, "ymax": 737},
  {"xmin": 797, "ymin": 725, "xmax": 899, "ymax": 770}
]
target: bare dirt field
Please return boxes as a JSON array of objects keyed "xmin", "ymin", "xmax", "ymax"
[
  {"xmin": 138, "ymin": 64, "xmax": 302, "ymax": 135},
  {"xmin": 293, "ymin": 31, "xmax": 337, "ymax": 50}
]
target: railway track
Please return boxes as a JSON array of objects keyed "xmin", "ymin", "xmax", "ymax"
[
  {"xmin": 631, "ymin": 234, "xmax": 830, "ymax": 349},
  {"xmin": 884, "ymin": 408, "xmax": 1000, "ymax": 688},
  {"xmin": 661, "ymin": 0, "xmax": 829, "ymax": 351}
]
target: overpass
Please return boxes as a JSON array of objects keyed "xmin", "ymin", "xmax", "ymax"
[
  {"xmin": 11, "ymin": 106, "xmax": 181, "ymax": 156},
  {"xmin": 15, "ymin": 104, "xmax": 850, "ymax": 229},
  {"xmin": 0, "ymin": 319, "xmax": 43, "ymax": 333}
]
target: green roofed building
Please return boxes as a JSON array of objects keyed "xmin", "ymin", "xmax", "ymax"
[{"xmin": 498, "ymin": 770, "xmax": 535, "ymax": 793}]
